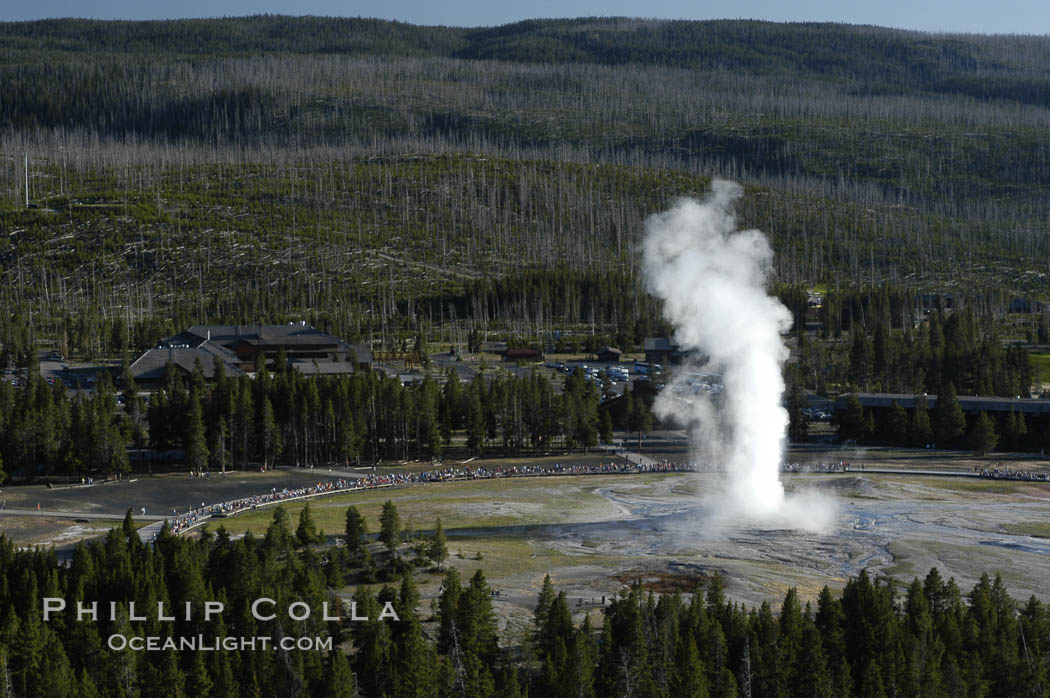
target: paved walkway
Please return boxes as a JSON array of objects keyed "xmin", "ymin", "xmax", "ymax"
[
  {"xmin": 0, "ymin": 507, "xmax": 165, "ymax": 521},
  {"xmin": 599, "ymin": 441, "xmax": 659, "ymax": 467}
]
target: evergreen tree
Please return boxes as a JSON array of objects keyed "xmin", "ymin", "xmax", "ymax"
[
  {"xmin": 344, "ymin": 505, "xmax": 367, "ymax": 556},
  {"xmin": 626, "ymin": 391, "xmax": 654, "ymax": 451},
  {"xmin": 257, "ymin": 396, "xmax": 281, "ymax": 468},
  {"xmin": 466, "ymin": 383, "xmax": 486, "ymax": 456},
  {"xmin": 296, "ymin": 503, "xmax": 321, "ymax": 547},
  {"xmin": 1002, "ymin": 407, "xmax": 1027, "ymax": 450},
  {"xmin": 184, "ymin": 387, "xmax": 209, "ymax": 473},
  {"xmin": 787, "ymin": 366, "xmax": 809, "ymax": 443},
  {"xmin": 670, "ymin": 632, "xmax": 709, "ymax": 698},
  {"xmin": 849, "ymin": 330, "xmax": 874, "ymax": 390},
  {"xmin": 967, "ymin": 411, "xmax": 998, "ymax": 455},
  {"xmin": 324, "ymin": 650, "xmax": 355, "ymax": 698},
  {"xmin": 561, "ymin": 616, "xmax": 598, "ymax": 698},
  {"xmin": 796, "ymin": 617, "xmax": 835, "ymax": 698},
  {"xmin": 210, "ymin": 415, "xmax": 229, "ymax": 473},
  {"xmin": 933, "ymin": 383, "xmax": 966, "ymax": 446},
  {"xmin": 185, "ymin": 650, "xmax": 213, "ymax": 696},
  {"xmin": 910, "ymin": 395, "xmax": 934, "ymax": 446},
  {"xmin": 886, "ymin": 400, "xmax": 909, "ymax": 444},
  {"xmin": 437, "ymin": 568, "xmax": 463, "ymax": 656},
  {"xmin": 836, "ymin": 394, "xmax": 867, "ymax": 441},
  {"xmin": 264, "ymin": 505, "xmax": 294, "ymax": 551},
  {"xmin": 599, "ymin": 409, "xmax": 613, "ymax": 444},
  {"xmin": 428, "ymin": 517, "xmax": 448, "ymax": 567},
  {"xmin": 380, "ymin": 500, "xmax": 401, "ymax": 554}
]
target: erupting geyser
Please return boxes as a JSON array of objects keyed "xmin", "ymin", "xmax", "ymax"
[{"xmin": 642, "ymin": 180, "xmax": 835, "ymax": 532}]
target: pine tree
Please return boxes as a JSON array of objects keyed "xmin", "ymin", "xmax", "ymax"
[
  {"xmin": 599, "ymin": 409, "xmax": 613, "ymax": 444},
  {"xmin": 534, "ymin": 574, "xmax": 556, "ymax": 635},
  {"xmin": 816, "ymin": 585, "xmax": 847, "ymax": 668},
  {"xmin": 796, "ymin": 617, "xmax": 835, "ymax": 698},
  {"xmin": 350, "ymin": 587, "xmax": 394, "ymax": 698},
  {"xmin": 859, "ymin": 661, "xmax": 887, "ymax": 698},
  {"xmin": 428, "ymin": 517, "xmax": 448, "ymax": 567},
  {"xmin": 1002, "ymin": 407, "xmax": 1027, "ymax": 450},
  {"xmin": 849, "ymin": 330, "xmax": 874, "ymax": 390},
  {"xmin": 967, "ymin": 411, "xmax": 998, "ymax": 455},
  {"xmin": 910, "ymin": 395, "xmax": 934, "ymax": 446},
  {"xmin": 466, "ymin": 384, "xmax": 486, "ymax": 456},
  {"xmin": 778, "ymin": 588, "xmax": 804, "ymax": 691},
  {"xmin": 210, "ymin": 415, "xmax": 229, "ymax": 473},
  {"xmin": 933, "ymin": 383, "xmax": 966, "ymax": 446},
  {"xmin": 264, "ymin": 505, "xmax": 294, "ymax": 551},
  {"xmin": 561, "ymin": 616, "xmax": 599, "ymax": 698},
  {"xmin": 257, "ymin": 396, "xmax": 281, "ymax": 468},
  {"xmin": 185, "ymin": 650, "xmax": 213, "ymax": 696},
  {"xmin": 670, "ymin": 632, "xmax": 709, "ymax": 698},
  {"xmin": 184, "ymin": 387, "xmax": 209, "ymax": 473},
  {"xmin": 787, "ymin": 366, "xmax": 810, "ymax": 442},
  {"xmin": 833, "ymin": 658, "xmax": 854, "ymax": 698},
  {"xmin": 437, "ymin": 568, "xmax": 463, "ymax": 656},
  {"xmin": 296, "ymin": 503, "xmax": 321, "ymax": 547},
  {"xmin": 380, "ymin": 500, "xmax": 401, "ymax": 554},
  {"xmin": 627, "ymin": 391, "xmax": 654, "ymax": 451},
  {"xmin": 324, "ymin": 650, "xmax": 355, "ymax": 698},
  {"xmin": 344, "ymin": 505, "xmax": 367, "ymax": 556},
  {"xmin": 836, "ymin": 394, "xmax": 867, "ymax": 441},
  {"xmin": 393, "ymin": 614, "xmax": 438, "ymax": 698}
]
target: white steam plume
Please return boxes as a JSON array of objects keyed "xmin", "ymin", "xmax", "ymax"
[{"xmin": 643, "ymin": 180, "xmax": 835, "ymax": 532}]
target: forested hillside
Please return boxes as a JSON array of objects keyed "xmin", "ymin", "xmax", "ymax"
[
  {"xmin": 2, "ymin": 508, "xmax": 1047, "ymax": 697},
  {"xmin": 2, "ymin": 16, "xmax": 1050, "ymax": 349}
]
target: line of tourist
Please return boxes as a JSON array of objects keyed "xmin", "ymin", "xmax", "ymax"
[
  {"xmin": 165, "ymin": 460, "xmax": 700, "ymax": 535},
  {"xmin": 780, "ymin": 461, "xmax": 856, "ymax": 473},
  {"xmin": 977, "ymin": 466, "xmax": 1050, "ymax": 482}
]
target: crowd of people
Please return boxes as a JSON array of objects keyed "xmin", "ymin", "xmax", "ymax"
[
  {"xmin": 977, "ymin": 466, "xmax": 1050, "ymax": 482},
  {"xmin": 164, "ymin": 460, "xmax": 699, "ymax": 535},
  {"xmin": 168, "ymin": 479, "xmax": 361, "ymax": 534},
  {"xmin": 415, "ymin": 460, "xmax": 696, "ymax": 482},
  {"xmin": 157, "ymin": 455, "xmax": 1050, "ymax": 537},
  {"xmin": 781, "ymin": 461, "xmax": 858, "ymax": 473}
]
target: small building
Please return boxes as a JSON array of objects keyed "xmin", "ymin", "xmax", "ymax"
[
  {"xmin": 129, "ymin": 344, "xmax": 246, "ymax": 387},
  {"xmin": 503, "ymin": 348, "xmax": 543, "ymax": 363},
  {"xmin": 595, "ymin": 346, "xmax": 622, "ymax": 363},
  {"xmin": 480, "ymin": 341, "xmax": 509, "ymax": 356},
  {"xmin": 159, "ymin": 324, "xmax": 370, "ymax": 371},
  {"xmin": 132, "ymin": 323, "xmax": 371, "ymax": 384},
  {"xmin": 644, "ymin": 337, "xmax": 685, "ymax": 365}
]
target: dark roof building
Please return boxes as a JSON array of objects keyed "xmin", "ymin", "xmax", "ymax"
[
  {"xmin": 169, "ymin": 324, "xmax": 369, "ymax": 367},
  {"xmin": 595, "ymin": 346, "xmax": 622, "ymax": 362},
  {"xmin": 644, "ymin": 337, "xmax": 685, "ymax": 365},
  {"xmin": 503, "ymin": 348, "xmax": 543, "ymax": 362},
  {"xmin": 129, "ymin": 343, "xmax": 246, "ymax": 385},
  {"xmin": 480, "ymin": 341, "xmax": 509, "ymax": 355},
  {"xmin": 132, "ymin": 323, "xmax": 371, "ymax": 384}
]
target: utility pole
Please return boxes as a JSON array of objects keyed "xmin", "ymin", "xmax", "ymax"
[{"xmin": 24, "ymin": 153, "xmax": 29, "ymax": 208}]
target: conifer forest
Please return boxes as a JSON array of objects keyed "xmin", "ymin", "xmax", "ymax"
[{"xmin": 1, "ymin": 16, "xmax": 1050, "ymax": 697}]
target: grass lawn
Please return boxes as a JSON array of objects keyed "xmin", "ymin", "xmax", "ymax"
[
  {"xmin": 208, "ymin": 474, "xmax": 661, "ymax": 539},
  {"xmin": 1030, "ymin": 353, "xmax": 1050, "ymax": 384},
  {"xmin": 904, "ymin": 478, "xmax": 1047, "ymax": 495},
  {"xmin": 1002, "ymin": 522, "xmax": 1050, "ymax": 538},
  {"xmin": 441, "ymin": 535, "xmax": 611, "ymax": 580}
]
